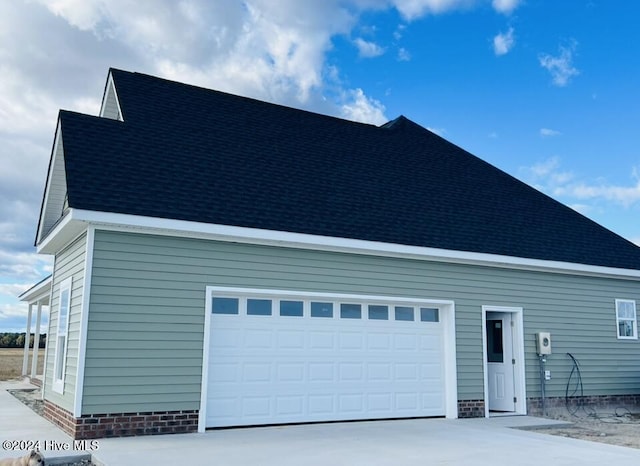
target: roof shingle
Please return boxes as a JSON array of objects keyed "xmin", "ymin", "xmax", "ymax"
[{"xmin": 58, "ymin": 69, "xmax": 640, "ymax": 271}]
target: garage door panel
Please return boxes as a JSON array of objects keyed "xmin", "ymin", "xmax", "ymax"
[
  {"xmin": 276, "ymin": 396, "xmax": 304, "ymax": 415},
  {"xmin": 310, "ymin": 331, "xmax": 334, "ymax": 349},
  {"xmin": 367, "ymin": 333, "xmax": 391, "ymax": 350},
  {"xmin": 339, "ymin": 332, "xmax": 364, "ymax": 350},
  {"xmin": 206, "ymin": 294, "xmax": 447, "ymax": 428},
  {"xmin": 278, "ymin": 330, "xmax": 305, "ymax": 348},
  {"xmin": 277, "ymin": 363, "xmax": 305, "ymax": 382},
  {"xmin": 339, "ymin": 363, "xmax": 364, "ymax": 381},
  {"xmin": 395, "ymin": 363, "xmax": 419, "ymax": 380}
]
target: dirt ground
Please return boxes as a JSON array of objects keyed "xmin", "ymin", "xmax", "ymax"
[{"xmin": 530, "ymin": 406, "xmax": 640, "ymax": 449}]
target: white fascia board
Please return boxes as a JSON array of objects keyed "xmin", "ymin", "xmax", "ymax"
[
  {"xmin": 64, "ymin": 208, "xmax": 640, "ymax": 280},
  {"xmin": 18, "ymin": 275, "xmax": 53, "ymax": 304},
  {"xmin": 36, "ymin": 212, "xmax": 88, "ymax": 254}
]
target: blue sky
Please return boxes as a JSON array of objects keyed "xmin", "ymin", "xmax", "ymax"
[{"xmin": 1, "ymin": 0, "xmax": 639, "ymax": 332}]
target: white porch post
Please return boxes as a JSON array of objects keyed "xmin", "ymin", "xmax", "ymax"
[
  {"xmin": 22, "ymin": 304, "xmax": 33, "ymax": 376},
  {"xmin": 31, "ymin": 301, "xmax": 43, "ymax": 378}
]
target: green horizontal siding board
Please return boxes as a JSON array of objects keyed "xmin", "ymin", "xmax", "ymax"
[
  {"xmin": 81, "ymin": 401, "xmax": 198, "ymax": 413},
  {"xmin": 44, "ymin": 233, "xmax": 87, "ymax": 413},
  {"xmin": 84, "ymin": 229, "xmax": 640, "ymax": 414}
]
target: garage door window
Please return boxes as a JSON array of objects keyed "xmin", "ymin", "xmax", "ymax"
[
  {"xmin": 281, "ymin": 300, "xmax": 304, "ymax": 317},
  {"xmin": 248, "ymin": 299, "xmax": 272, "ymax": 316},
  {"xmin": 208, "ymin": 290, "xmax": 444, "ymax": 325},
  {"xmin": 420, "ymin": 307, "xmax": 439, "ymax": 322},
  {"xmin": 340, "ymin": 303, "xmax": 361, "ymax": 319},
  {"xmin": 395, "ymin": 306, "xmax": 414, "ymax": 321},
  {"xmin": 212, "ymin": 297, "xmax": 239, "ymax": 314},
  {"xmin": 368, "ymin": 305, "xmax": 389, "ymax": 320},
  {"xmin": 311, "ymin": 302, "xmax": 333, "ymax": 318}
]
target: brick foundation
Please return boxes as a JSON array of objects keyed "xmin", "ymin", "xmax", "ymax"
[
  {"xmin": 44, "ymin": 400, "xmax": 199, "ymax": 439},
  {"xmin": 527, "ymin": 394, "xmax": 640, "ymax": 416},
  {"xmin": 457, "ymin": 399, "xmax": 485, "ymax": 418}
]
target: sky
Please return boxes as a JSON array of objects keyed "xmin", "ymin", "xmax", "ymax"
[{"xmin": 1, "ymin": 0, "xmax": 639, "ymax": 333}]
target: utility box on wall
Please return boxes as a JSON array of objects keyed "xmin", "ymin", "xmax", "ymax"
[{"xmin": 536, "ymin": 332, "xmax": 552, "ymax": 355}]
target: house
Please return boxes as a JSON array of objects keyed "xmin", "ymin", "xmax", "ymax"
[{"xmin": 33, "ymin": 68, "xmax": 640, "ymax": 439}]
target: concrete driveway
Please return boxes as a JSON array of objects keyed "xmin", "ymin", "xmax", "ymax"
[
  {"xmin": 91, "ymin": 416, "xmax": 640, "ymax": 466},
  {"xmin": 2, "ymin": 380, "xmax": 640, "ymax": 466}
]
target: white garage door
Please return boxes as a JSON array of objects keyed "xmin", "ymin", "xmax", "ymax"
[{"xmin": 204, "ymin": 290, "xmax": 447, "ymax": 428}]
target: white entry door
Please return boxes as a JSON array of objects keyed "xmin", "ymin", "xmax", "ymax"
[
  {"xmin": 486, "ymin": 312, "xmax": 515, "ymax": 412},
  {"xmin": 204, "ymin": 292, "xmax": 448, "ymax": 428}
]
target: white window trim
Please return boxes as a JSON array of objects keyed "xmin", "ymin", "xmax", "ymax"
[
  {"xmin": 615, "ymin": 299, "xmax": 637, "ymax": 340},
  {"xmin": 52, "ymin": 277, "xmax": 72, "ymax": 394}
]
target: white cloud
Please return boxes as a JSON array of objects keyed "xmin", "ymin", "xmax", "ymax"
[
  {"xmin": 391, "ymin": 0, "xmax": 474, "ymax": 20},
  {"xmin": 492, "ymin": 0, "xmax": 520, "ymax": 14},
  {"xmin": 426, "ymin": 127, "xmax": 447, "ymax": 136},
  {"xmin": 354, "ymin": 37, "xmax": 386, "ymax": 58},
  {"xmin": 539, "ymin": 41, "xmax": 580, "ymax": 87},
  {"xmin": 397, "ymin": 47, "xmax": 411, "ymax": 61},
  {"xmin": 493, "ymin": 27, "xmax": 515, "ymax": 56},
  {"xmin": 340, "ymin": 88, "xmax": 387, "ymax": 125},
  {"xmin": 522, "ymin": 158, "xmax": 640, "ymax": 209},
  {"xmin": 0, "ymin": 302, "xmax": 29, "ymax": 321},
  {"xmin": 0, "ymin": 251, "xmax": 53, "ymax": 283},
  {"xmin": 533, "ymin": 159, "xmax": 573, "ymax": 186},
  {"xmin": 0, "ymin": 284, "xmax": 32, "ymax": 298},
  {"xmin": 561, "ymin": 180, "xmax": 640, "ymax": 208},
  {"xmin": 540, "ymin": 128, "xmax": 561, "ymax": 137}
]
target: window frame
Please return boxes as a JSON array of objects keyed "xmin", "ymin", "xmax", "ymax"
[
  {"xmin": 615, "ymin": 299, "xmax": 637, "ymax": 340},
  {"xmin": 53, "ymin": 277, "xmax": 72, "ymax": 394}
]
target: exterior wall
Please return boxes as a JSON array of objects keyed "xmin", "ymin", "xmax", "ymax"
[
  {"xmin": 40, "ymin": 133, "xmax": 67, "ymax": 238},
  {"xmin": 43, "ymin": 232, "xmax": 87, "ymax": 413},
  {"xmin": 44, "ymin": 400, "xmax": 198, "ymax": 439},
  {"xmin": 101, "ymin": 82, "xmax": 121, "ymax": 120},
  {"xmin": 84, "ymin": 229, "xmax": 640, "ymax": 416}
]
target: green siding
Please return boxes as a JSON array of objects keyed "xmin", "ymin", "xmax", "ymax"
[
  {"xmin": 83, "ymin": 230, "xmax": 640, "ymax": 414},
  {"xmin": 44, "ymin": 232, "xmax": 87, "ymax": 412}
]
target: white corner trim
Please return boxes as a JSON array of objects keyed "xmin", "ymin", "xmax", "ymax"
[
  {"xmin": 198, "ymin": 287, "xmax": 213, "ymax": 433},
  {"xmin": 73, "ymin": 227, "xmax": 95, "ymax": 417},
  {"xmin": 443, "ymin": 302, "xmax": 458, "ymax": 419},
  {"xmin": 67, "ymin": 208, "xmax": 640, "ymax": 280}
]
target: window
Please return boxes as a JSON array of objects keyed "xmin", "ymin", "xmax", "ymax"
[
  {"xmin": 310, "ymin": 302, "xmax": 333, "ymax": 318},
  {"xmin": 368, "ymin": 305, "xmax": 389, "ymax": 320},
  {"xmin": 280, "ymin": 300, "xmax": 304, "ymax": 317},
  {"xmin": 247, "ymin": 299, "xmax": 272, "ymax": 316},
  {"xmin": 395, "ymin": 306, "xmax": 414, "ymax": 321},
  {"xmin": 53, "ymin": 277, "xmax": 72, "ymax": 394},
  {"xmin": 340, "ymin": 303, "xmax": 361, "ymax": 319},
  {"xmin": 420, "ymin": 307, "xmax": 439, "ymax": 322},
  {"xmin": 212, "ymin": 297, "xmax": 239, "ymax": 314},
  {"xmin": 616, "ymin": 299, "xmax": 637, "ymax": 340},
  {"xmin": 486, "ymin": 320, "xmax": 504, "ymax": 362}
]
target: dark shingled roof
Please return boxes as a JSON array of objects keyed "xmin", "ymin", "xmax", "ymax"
[{"xmin": 58, "ymin": 69, "xmax": 640, "ymax": 271}]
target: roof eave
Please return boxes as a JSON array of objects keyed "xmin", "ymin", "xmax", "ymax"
[
  {"xmin": 18, "ymin": 275, "xmax": 52, "ymax": 303},
  {"xmin": 36, "ymin": 208, "xmax": 89, "ymax": 255},
  {"xmin": 70, "ymin": 209, "xmax": 640, "ymax": 281}
]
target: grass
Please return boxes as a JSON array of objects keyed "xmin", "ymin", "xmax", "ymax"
[{"xmin": 0, "ymin": 348, "xmax": 45, "ymax": 381}]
